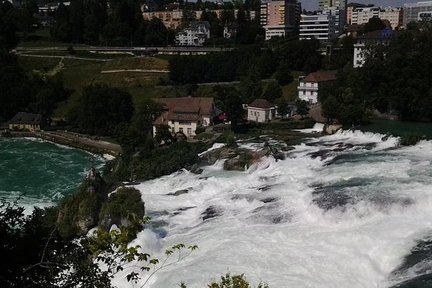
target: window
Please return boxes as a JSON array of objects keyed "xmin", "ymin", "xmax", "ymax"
[
  {"xmin": 187, "ymin": 128, "xmax": 192, "ymax": 135},
  {"xmin": 179, "ymin": 128, "xmax": 183, "ymax": 133}
]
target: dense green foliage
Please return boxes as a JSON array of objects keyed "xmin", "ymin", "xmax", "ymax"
[
  {"xmin": 274, "ymin": 39, "xmax": 321, "ymax": 74},
  {"xmin": 206, "ymin": 274, "xmax": 269, "ymax": 288},
  {"xmin": 130, "ymin": 141, "xmax": 206, "ymax": 180},
  {"xmin": 50, "ymin": 0, "xmax": 174, "ymax": 46},
  {"xmin": 57, "ymin": 175, "xmax": 108, "ymax": 238},
  {"xmin": 99, "ymin": 187, "xmax": 145, "ymax": 229},
  {"xmin": 322, "ymin": 23, "xmax": 432, "ymax": 124},
  {"xmin": 0, "ymin": 198, "xmax": 200, "ymax": 287},
  {"xmin": 68, "ymin": 84, "xmax": 134, "ymax": 136},
  {"xmin": 0, "ymin": 200, "xmax": 112, "ymax": 287},
  {"xmin": 0, "ymin": 52, "xmax": 70, "ymax": 124},
  {"xmin": 169, "ymin": 47, "xmax": 276, "ymax": 84},
  {"xmin": 0, "ymin": 0, "xmax": 37, "ymax": 48},
  {"xmin": 169, "ymin": 39, "xmax": 321, "ymax": 85}
]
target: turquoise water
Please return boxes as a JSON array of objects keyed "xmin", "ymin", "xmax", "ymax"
[
  {"xmin": 0, "ymin": 137, "xmax": 104, "ymax": 211},
  {"xmin": 362, "ymin": 119, "xmax": 432, "ymax": 138}
]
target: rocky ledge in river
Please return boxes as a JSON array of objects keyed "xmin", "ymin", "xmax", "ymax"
[{"xmin": 198, "ymin": 143, "xmax": 293, "ymax": 172}]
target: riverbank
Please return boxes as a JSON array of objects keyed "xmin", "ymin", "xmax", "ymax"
[{"xmin": 2, "ymin": 130, "xmax": 121, "ymax": 157}]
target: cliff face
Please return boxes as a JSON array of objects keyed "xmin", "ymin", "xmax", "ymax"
[
  {"xmin": 57, "ymin": 173, "xmax": 108, "ymax": 237},
  {"xmin": 57, "ymin": 172, "xmax": 145, "ymax": 238}
]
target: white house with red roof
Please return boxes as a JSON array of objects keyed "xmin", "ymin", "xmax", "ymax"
[
  {"xmin": 247, "ymin": 99, "xmax": 276, "ymax": 123},
  {"xmin": 152, "ymin": 97, "xmax": 216, "ymax": 138},
  {"xmin": 297, "ymin": 70, "xmax": 338, "ymax": 104}
]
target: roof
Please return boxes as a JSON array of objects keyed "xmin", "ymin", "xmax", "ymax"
[
  {"xmin": 248, "ymin": 99, "xmax": 274, "ymax": 109},
  {"xmin": 303, "ymin": 70, "xmax": 338, "ymax": 83},
  {"xmin": 8, "ymin": 112, "xmax": 41, "ymax": 125},
  {"xmin": 153, "ymin": 97, "xmax": 214, "ymax": 125}
]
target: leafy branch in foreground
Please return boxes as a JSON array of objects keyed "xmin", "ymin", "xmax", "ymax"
[
  {"xmin": 87, "ymin": 213, "xmax": 198, "ymax": 286},
  {"xmin": 180, "ymin": 273, "xmax": 269, "ymax": 288}
]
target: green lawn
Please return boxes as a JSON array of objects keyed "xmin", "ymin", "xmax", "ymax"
[
  {"xmin": 282, "ymin": 71, "xmax": 302, "ymax": 103},
  {"xmin": 18, "ymin": 54, "xmax": 171, "ymax": 119}
]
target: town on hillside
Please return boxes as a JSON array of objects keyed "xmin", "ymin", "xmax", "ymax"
[{"xmin": 2, "ymin": 0, "xmax": 432, "ymax": 141}]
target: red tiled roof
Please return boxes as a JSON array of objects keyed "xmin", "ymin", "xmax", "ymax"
[
  {"xmin": 303, "ymin": 70, "xmax": 338, "ymax": 83},
  {"xmin": 249, "ymin": 99, "xmax": 274, "ymax": 109},
  {"xmin": 153, "ymin": 97, "xmax": 214, "ymax": 125}
]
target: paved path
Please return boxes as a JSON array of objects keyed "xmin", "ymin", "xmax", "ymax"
[
  {"xmin": 17, "ymin": 53, "xmax": 112, "ymax": 62},
  {"xmin": 101, "ymin": 69, "xmax": 169, "ymax": 73},
  {"xmin": 43, "ymin": 131, "xmax": 122, "ymax": 156}
]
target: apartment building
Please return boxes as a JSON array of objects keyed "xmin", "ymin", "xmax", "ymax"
[
  {"xmin": 260, "ymin": 0, "xmax": 300, "ymax": 40},
  {"xmin": 403, "ymin": 1, "xmax": 432, "ymax": 26},
  {"xmin": 299, "ymin": 8, "xmax": 345, "ymax": 41},
  {"xmin": 350, "ymin": 7, "xmax": 402, "ymax": 29},
  {"xmin": 318, "ymin": 0, "xmax": 347, "ymax": 10}
]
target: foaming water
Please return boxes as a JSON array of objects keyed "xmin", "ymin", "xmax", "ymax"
[
  {"xmin": 108, "ymin": 130, "xmax": 432, "ymax": 288},
  {"xmin": 0, "ymin": 137, "xmax": 104, "ymax": 212}
]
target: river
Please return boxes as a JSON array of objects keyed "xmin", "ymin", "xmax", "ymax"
[
  {"xmin": 0, "ymin": 137, "xmax": 104, "ymax": 212},
  {"xmin": 109, "ymin": 129, "xmax": 432, "ymax": 288}
]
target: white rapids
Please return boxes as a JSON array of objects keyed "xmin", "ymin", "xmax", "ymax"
[{"xmin": 112, "ymin": 130, "xmax": 432, "ymax": 288}]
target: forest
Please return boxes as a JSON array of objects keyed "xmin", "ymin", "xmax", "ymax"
[{"xmin": 321, "ymin": 22, "xmax": 432, "ymax": 124}]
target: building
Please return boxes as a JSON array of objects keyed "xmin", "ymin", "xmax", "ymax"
[
  {"xmin": 347, "ymin": 3, "xmax": 373, "ymax": 24},
  {"xmin": 247, "ymin": 99, "xmax": 276, "ymax": 123},
  {"xmin": 260, "ymin": 0, "xmax": 300, "ymax": 40},
  {"xmin": 297, "ymin": 71, "xmax": 338, "ymax": 104},
  {"xmin": 403, "ymin": 1, "xmax": 432, "ymax": 26},
  {"xmin": 379, "ymin": 8, "xmax": 403, "ymax": 29},
  {"xmin": 299, "ymin": 11, "xmax": 336, "ymax": 41},
  {"xmin": 143, "ymin": 10, "xmax": 183, "ymax": 29},
  {"xmin": 319, "ymin": 0, "xmax": 347, "ymax": 10},
  {"xmin": 353, "ymin": 28, "xmax": 394, "ymax": 68},
  {"xmin": 350, "ymin": 6, "xmax": 402, "ymax": 29},
  {"xmin": 175, "ymin": 21, "xmax": 210, "ymax": 46},
  {"xmin": 8, "ymin": 112, "xmax": 42, "ymax": 132},
  {"xmin": 143, "ymin": 9, "xmax": 256, "ymax": 30},
  {"xmin": 153, "ymin": 97, "xmax": 216, "ymax": 138}
]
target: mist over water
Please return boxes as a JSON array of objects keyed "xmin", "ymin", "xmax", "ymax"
[
  {"xmin": 0, "ymin": 137, "xmax": 104, "ymax": 211},
  {"xmin": 111, "ymin": 130, "xmax": 432, "ymax": 288}
]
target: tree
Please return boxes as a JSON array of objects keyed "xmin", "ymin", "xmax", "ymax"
[
  {"xmin": 68, "ymin": 85, "xmax": 134, "ymax": 136},
  {"xmin": 0, "ymin": 1, "xmax": 18, "ymax": 50},
  {"xmin": 238, "ymin": 65, "xmax": 262, "ymax": 104},
  {"xmin": 0, "ymin": 198, "xmax": 197, "ymax": 288},
  {"xmin": 261, "ymin": 80, "xmax": 282, "ymax": 103},
  {"xmin": 225, "ymin": 91, "xmax": 244, "ymax": 130},
  {"xmin": 154, "ymin": 124, "xmax": 175, "ymax": 145},
  {"xmin": 145, "ymin": 18, "xmax": 168, "ymax": 46},
  {"xmin": 276, "ymin": 97, "xmax": 289, "ymax": 118},
  {"xmin": 296, "ymin": 99, "xmax": 309, "ymax": 119},
  {"xmin": 361, "ymin": 17, "xmax": 386, "ymax": 34},
  {"xmin": 275, "ymin": 61, "xmax": 293, "ymax": 85}
]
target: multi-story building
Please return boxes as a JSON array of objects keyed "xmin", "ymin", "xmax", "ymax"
[
  {"xmin": 379, "ymin": 8, "xmax": 403, "ymax": 29},
  {"xmin": 297, "ymin": 71, "xmax": 338, "ymax": 104},
  {"xmin": 300, "ymin": 9, "xmax": 342, "ymax": 41},
  {"xmin": 143, "ymin": 9, "xmax": 257, "ymax": 30},
  {"xmin": 350, "ymin": 7, "xmax": 402, "ymax": 29},
  {"xmin": 260, "ymin": 0, "xmax": 300, "ymax": 40},
  {"xmin": 143, "ymin": 10, "xmax": 183, "ymax": 29},
  {"xmin": 351, "ymin": 7, "xmax": 380, "ymax": 25},
  {"xmin": 353, "ymin": 28, "xmax": 394, "ymax": 68},
  {"xmin": 319, "ymin": 0, "xmax": 347, "ymax": 11},
  {"xmin": 403, "ymin": 1, "xmax": 432, "ymax": 26},
  {"xmin": 152, "ymin": 97, "xmax": 216, "ymax": 138},
  {"xmin": 346, "ymin": 3, "xmax": 373, "ymax": 24},
  {"xmin": 175, "ymin": 21, "xmax": 210, "ymax": 46}
]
